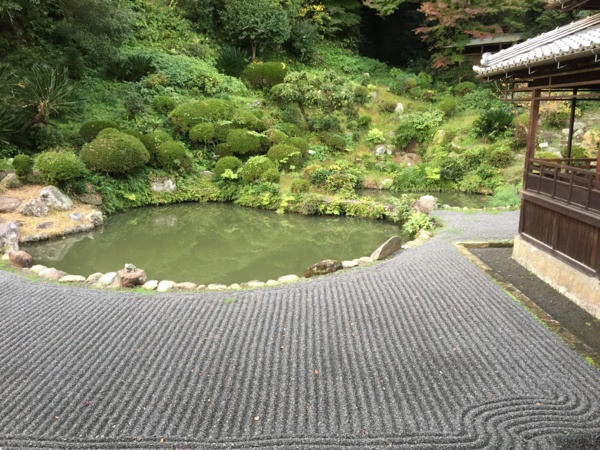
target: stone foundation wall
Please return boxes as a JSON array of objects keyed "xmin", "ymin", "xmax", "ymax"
[{"xmin": 513, "ymin": 234, "xmax": 600, "ymax": 318}]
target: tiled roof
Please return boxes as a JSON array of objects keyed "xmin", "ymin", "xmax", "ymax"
[{"xmin": 473, "ymin": 13, "xmax": 600, "ymax": 77}]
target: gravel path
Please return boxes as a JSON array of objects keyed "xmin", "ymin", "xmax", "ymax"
[{"xmin": 0, "ymin": 209, "xmax": 599, "ymax": 449}]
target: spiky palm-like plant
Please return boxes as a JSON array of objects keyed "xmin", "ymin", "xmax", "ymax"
[
  {"xmin": 216, "ymin": 46, "xmax": 250, "ymax": 78},
  {"xmin": 15, "ymin": 65, "xmax": 81, "ymax": 131}
]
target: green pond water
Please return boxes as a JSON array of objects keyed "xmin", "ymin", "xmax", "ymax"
[
  {"xmin": 357, "ymin": 190, "xmax": 489, "ymax": 209},
  {"xmin": 23, "ymin": 203, "xmax": 403, "ymax": 285}
]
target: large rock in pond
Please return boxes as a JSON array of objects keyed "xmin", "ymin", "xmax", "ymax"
[
  {"xmin": 303, "ymin": 259, "xmax": 343, "ymax": 278},
  {"xmin": 117, "ymin": 268, "xmax": 148, "ymax": 288},
  {"xmin": 20, "ymin": 198, "xmax": 50, "ymax": 217},
  {"xmin": 371, "ymin": 236, "xmax": 402, "ymax": 261},
  {"xmin": 8, "ymin": 250, "xmax": 34, "ymax": 268},
  {"xmin": 412, "ymin": 195, "xmax": 438, "ymax": 214},
  {"xmin": 0, "ymin": 196, "xmax": 21, "ymax": 213},
  {"xmin": 39, "ymin": 185, "xmax": 73, "ymax": 210}
]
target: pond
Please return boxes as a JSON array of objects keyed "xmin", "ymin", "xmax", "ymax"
[
  {"xmin": 23, "ymin": 203, "xmax": 403, "ymax": 286},
  {"xmin": 357, "ymin": 190, "xmax": 489, "ymax": 209}
]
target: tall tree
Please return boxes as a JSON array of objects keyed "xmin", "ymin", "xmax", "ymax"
[{"xmin": 219, "ymin": 0, "xmax": 292, "ymax": 60}]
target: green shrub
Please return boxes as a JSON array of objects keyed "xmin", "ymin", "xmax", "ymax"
[
  {"xmin": 121, "ymin": 129, "xmax": 145, "ymax": 140},
  {"xmin": 561, "ymin": 145, "xmax": 590, "ymax": 159},
  {"xmin": 152, "ymin": 96, "xmax": 177, "ymax": 114},
  {"xmin": 394, "ymin": 110, "xmax": 444, "ymax": 150},
  {"xmin": 80, "ymin": 130, "xmax": 150, "ymax": 174},
  {"xmin": 354, "ymin": 85, "xmax": 370, "ymax": 104},
  {"xmin": 169, "ymin": 99, "xmax": 234, "ymax": 133},
  {"xmin": 310, "ymin": 168, "xmax": 330, "ymax": 186},
  {"xmin": 189, "ymin": 123, "xmax": 215, "ymax": 145},
  {"xmin": 216, "ymin": 46, "xmax": 250, "ymax": 77},
  {"xmin": 291, "ymin": 178, "xmax": 309, "ymax": 193},
  {"xmin": 232, "ymin": 109, "xmax": 265, "ymax": 131},
  {"xmin": 226, "ymin": 129, "xmax": 262, "ymax": 156},
  {"xmin": 28, "ymin": 125, "xmax": 65, "ymax": 151},
  {"xmin": 214, "ymin": 143, "xmax": 234, "ymax": 157},
  {"xmin": 473, "ymin": 106, "xmax": 515, "ymax": 141},
  {"xmin": 140, "ymin": 131, "xmax": 173, "ymax": 160},
  {"xmin": 213, "ymin": 156, "xmax": 243, "ymax": 180},
  {"xmin": 313, "ymin": 114, "xmax": 341, "ymax": 132},
  {"xmin": 402, "ymin": 212, "xmax": 434, "ymax": 238},
  {"xmin": 486, "ymin": 143, "xmax": 514, "ymax": 168},
  {"xmin": 268, "ymin": 129, "xmax": 288, "ymax": 145},
  {"xmin": 454, "ymin": 81, "xmax": 476, "ymax": 96},
  {"xmin": 325, "ymin": 171, "xmax": 358, "ymax": 194},
  {"xmin": 488, "ymin": 184, "xmax": 520, "ymax": 208},
  {"xmin": 278, "ymin": 122, "xmax": 302, "ymax": 137},
  {"xmin": 213, "ymin": 123, "xmax": 232, "ymax": 142},
  {"xmin": 379, "ymin": 100, "xmax": 398, "ymax": 113},
  {"xmin": 358, "ymin": 115, "xmax": 372, "ymax": 128},
  {"xmin": 241, "ymin": 155, "xmax": 277, "ymax": 184},
  {"xmin": 437, "ymin": 96, "xmax": 457, "ymax": 117},
  {"xmin": 12, "ymin": 154, "xmax": 34, "ymax": 179},
  {"xmin": 267, "ymin": 144, "xmax": 302, "ymax": 172},
  {"xmin": 242, "ymin": 62, "xmax": 287, "ymax": 89},
  {"xmin": 35, "ymin": 151, "xmax": 85, "ymax": 184},
  {"xmin": 325, "ymin": 134, "xmax": 347, "ymax": 152},
  {"xmin": 262, "ymin": 167, "xmax": 280, "ymax": 183},
  {"xmin": 287, "ymin": 137, "xmax": 309, "ymax": 156},
  {"xmin": 288, "ymin": 20, "xmax": 318, "ymax": 61},
  {"xmin": 79, "ymin": 120, "xmax": 119, "ymax": 142},
  {"xmin": 155, "ymin": 140, "xmax": 192, "ymax": 171},
  {"xmin": 366, "ymin": 128, "xmax": 385, "ymax": 145}
]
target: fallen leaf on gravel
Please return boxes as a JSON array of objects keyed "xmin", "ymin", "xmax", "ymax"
[
  {"xmin": 254, "ymin": 416, "xmax": 260, "ymax": 421},
  {"xmin": 314, "ymin": 369, "xmax": 319, "ymax": 375}
]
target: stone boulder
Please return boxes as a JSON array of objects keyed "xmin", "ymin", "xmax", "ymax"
[
  {"xmin": 394, "ymin": 152, "xmax": 422, "ymax": 166},
  {"xmin": 69, "ymin": 212, "xmax": 83, "ymax": 222},
  {"xmin": 77, "ymin": 193, "xmax": 102, "ymax": 206},
  {"xmin": 303, "ymin": 259, "xmax": 343, "ymax": 278},
  {"xmin": 0, "ymin": 221, "xmax": 19, "ymax": 253},
  {"xmin": 39, "ymin": 186, "xmax": 73, "ymax": 210},
  {"xmin": 117, "ymin": 268, "xmax": 148, "ymax": 288},
  {"xmin": 370, "ymin": 236, "xmax": 402, "ymax": 261},
  {"xmin": 374, "ymin": 145, "xmax": 393, "ymax": 156},
  {"xmin": 0, "ymin": 196, "xmax": 21, "ymax": 213},
  {"xmin": 157, "ymin": 280, "xmax": 176, "ymax": 292},
  {"xmin": 0, "ymin": 173, "xmax": 21, "ymax": 189},
  {"xmin": 86, "ymin": 211, "xmax": 104, "ymax": 227},
  {"xmin": 412, "ymin": 195, "xmax": 438, "ymax": 214},
  {"xmin": 38, "ymin": 268, "xmax": 68, "ymax": 281},
  {"xmin": 394, "ymin": 103, "xmax": 404, "ymax": 115},
  {"xmin": 150, "ymin": 178, "xmax": 176, "ymax": 194},
  {"xmin": 8, "ymin": 250, "xmax": 34, "ymax": 268},
  {"xmin": 20, "ymin": 199, "xmax": 50, "ymax": 217}
]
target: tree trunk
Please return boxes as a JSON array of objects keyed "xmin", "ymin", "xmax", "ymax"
[
  {"xmin": 251, "ymin": 43, "xmax": 257, "ymax": 61},
  {"xmin": 298, "ymin": 102, "xmax": 312, "ymax": 131}
]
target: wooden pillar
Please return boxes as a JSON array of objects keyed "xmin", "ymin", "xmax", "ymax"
[
  {"xmin": 567, "ymin": 88, "xmax": 578, "ymax": 159},
  {"xmin": 524, "ymin": 89, "xmax": 542, "ymax": 191}
]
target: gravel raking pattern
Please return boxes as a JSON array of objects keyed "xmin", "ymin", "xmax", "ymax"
[{"xmin": 0, "ymin": 210, "xmax": 599, "ymax": 449}]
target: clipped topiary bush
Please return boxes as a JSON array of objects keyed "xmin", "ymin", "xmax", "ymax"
[
  {"xmin": 268, "ymin": 129, "xmax": 288, "ymax": 145},
  {"xmin": 213, "ymin": 156, "xmax": 243, "ymax": 180},
  {"xmin": 189, "ymin": 123, "xmax": 215, "ymax": 145},
  {"xmin": 358, "ymin": 115, "xmax": 372, "ymax": 129},
  {"xmin": 437, "ymin": 96, "xmax": 458, "ymax": 117},
  {"xmin": 35, "ymin": 151, "xmax": 85, "ymax": 184},
  {"xmin": 262, "ymin": 167, "xmax": 280, "ymax": 183},
  {"xmin": 242, "ymin": 62, "xmax": 287, "ymax": 89},
  {"xmin": 79, "ymin": 120, "xmax": 119, "ymax": 142},
  {"xmin": 80, "ymin": 130, "xmax": 150, "ymax": 175},
  {"xmin": 214, "ymin": 143, "xmax": 234, "ymax": 157},
  {"xmin": 287, "ymin": 137, "xmax": 309, "ymax": 156},
  {"xmin": 152, "ymin": 96, "xmax": 177, "ymax": 114},
  {"xmin": 277, "ymin": 122, "xmax": 302, "ymax": 137},
  {"xmin": 12, "ymin": 154, "xmax": 34, "ymax": 179},
  {"xmin": 155, "ymin": 140, "xmax": 193, "ymax": 171},
  {"xmin": 232, "ymin": 109, "xmax": 266, "ymax": 131},
  {"xmin": 121, "ymin": 129, "xmax": 145, "ymax": 140},
  {"xmin": 454, "ymin": 81, "xmax": 476, "ymax": 96},
  {"xmin": 140, "ymin": 131, "xmax": 173, "ymax": 160},
  {"xmin": 169, "ymin": 99, "xmax": 234, "ymax": 133},
  {"xmin": 325, "ymin": 134, "xmax": 347, "ymax": 152},
  {"xmin": 291, "ymin": 178, "xmax": 309, "ymax": 193},
  {"xmin": 226, "ymin": 129, "xmax": 262, "ymax": 156},
  {"xmin": 267, "ymin": 144, "xmax": 303, "ymax": 172},
  {"xmin": 241, "ymin": 155, "xmax": 276, "ymax": 184}
]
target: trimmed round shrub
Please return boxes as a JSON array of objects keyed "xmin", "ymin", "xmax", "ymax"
[
  {"xmin": 155, "ymin": 141, "xmax": 193, "ymax": 171},
  {"xmin": 226, "ymin": 129, "xmax": 262, "ymax": 156},
  {"xmin": 268, "ymin": 129, "xmax": 288, "ymax": 145},
  {"xmin": 241, "ymin": 155, "xmax": 276, "ymax": 184},
  {"xmin": 213, "ymin": 123, "xmax": 232, "ymax": 142},
  {"xmin": 12, "ymin": 154, "xmax": 34, "ymax": 179},
  {"xmin": 214, "ymin": 143, "xmax": 234, "ymax": 157},
  {"xmin": 287, "ymin": 137, "xmax": 309, "ymax": 156},
  {"xmin": 326, "ymin": 134, "xmax": 346, "ymax": 152},
  {"xmin": 263, "ymin": 168, "xmax": 280, "ymax": 183},
  {"xmin": 189, "ymin": 123, "xmax": 215, "ymax": 145},
  {"xmin": 169, "ymin": 99, "xmax": 234, "ymax": 133},
  {"xmin": 454, "ymin": 81, "xmax": 476, "ymax": 96},
  {"xmin": 354, "ymin": 85, "xmax": 370, "ymax": 104},
  {"xmin": 232, "ymin": 109, "xmax": 265, "ymax": 131},
  {"xmin": 121, "ymin": 129, "xmax": 145, "ymax": 140},
  {"xmin": 79, "ymin": 120, "xmax": 119, "ymax": 142},
  {"xmin": 80, "ymin": 130, "xmax": 150, "ymax": 175},
  {"xmin": 437, "ymin": 96, "xmax": 457, "ymax": 117},
  {"xmin": 278, "ymin": 122, "xmax": 302, "ymax": 137},
  {"xmin": 291, "ymin": 178, "xmax": 309, "ymax": 193},
  {"xmin": 242, "ymin": 62, "xmax": 287, "ymax": 89},
  {"xmin": 213, "ymin": 156, "xmax": 243, "ymax": 180},
  {"xmin": 35, "ymin": 151, "xmax": 85, "ymax": 184},
  {"xmin": 152, "ymin": 96, "xmax": 177, "ymax": 114},
  {"xmin": 140, "ymin": 131, "xmax": 173, "ymax": 160},
  {"xmin": 267, "ymin": 144, "xmax": 302, "ymax": 172},
  {"xmin": 358, "ymin": 115, "xmax": 372, "ymax": 129}
]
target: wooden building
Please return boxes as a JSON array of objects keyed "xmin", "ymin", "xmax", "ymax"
[{"xmin": 473, "ymin": 10, "xmax": 600, "ymax": 316}]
